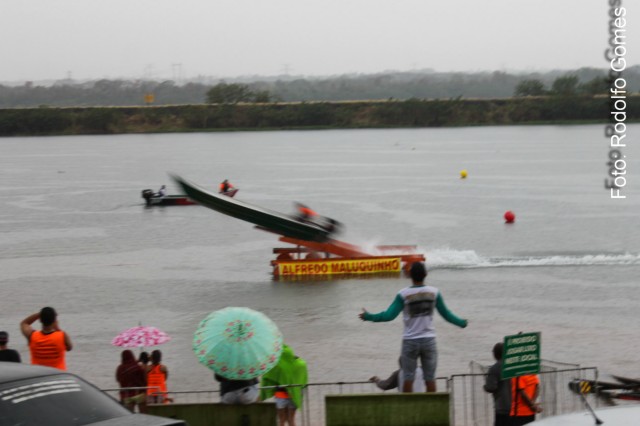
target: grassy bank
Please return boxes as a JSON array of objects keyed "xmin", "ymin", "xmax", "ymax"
[{"xmin": 0, "ymin": 96, "xmax": 634, "ymax": 137}]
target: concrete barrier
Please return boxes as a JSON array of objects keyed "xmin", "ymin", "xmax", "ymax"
[
  {"xmin": 147, "ymin": 402, "xmax": 277, "ymax": 426},
  {"xmin": 325, "ymin": 392, "xmax": 450, "ymax": 426}
]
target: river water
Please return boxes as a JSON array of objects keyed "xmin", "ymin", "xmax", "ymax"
[{"xmin": 1, "ymin": 125, "xmax": 639, "ymax": 393}]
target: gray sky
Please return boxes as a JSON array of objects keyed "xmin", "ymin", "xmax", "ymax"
[{"xmin": 2, "ymin": 0, "xmax": 638, "ymax": 82}]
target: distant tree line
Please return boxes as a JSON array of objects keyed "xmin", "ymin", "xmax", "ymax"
[
  {"xmin": 205, "ymin": 82, "xmax": 277, "ymax": 104},
  {"xmin": 1, "ymin": 96, "xmax": 636, "ymax": 137},
  {"xmin": 514, "ymin": 75, "xmax": 609, "ymax": 97},
  {"xmin": 0, "ymin": 67, "xmax": 639, "ymax": 108}
]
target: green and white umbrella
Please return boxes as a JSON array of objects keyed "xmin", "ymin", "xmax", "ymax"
[{"xmin": 193, "ymin": 307, "xmax": 283, "ymax": 380}]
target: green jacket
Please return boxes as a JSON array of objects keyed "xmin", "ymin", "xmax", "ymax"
[{"xmin": 260, "ymin": 345, "xmax": 308, "ymax": 408}]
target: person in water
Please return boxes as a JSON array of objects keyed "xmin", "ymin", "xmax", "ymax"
[
  {"xmin": 359, "ymin": 262, "xmax": 468, "ymax": 393},
  {"xmin": 219, "ymin": 179, "xmax": 234, "ymax": 193}
]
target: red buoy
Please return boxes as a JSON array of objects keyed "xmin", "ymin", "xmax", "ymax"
[{"xmin": 504, "ymin": 211, "xmax": 515, "ymax": 223}]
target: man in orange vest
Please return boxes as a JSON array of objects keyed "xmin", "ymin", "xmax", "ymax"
[
  {"xmin": 294, "ymin": 203, "xmax": 318, "ymax": 222},
  {"xmin": 147, "ymin": 349, "xmax": 170, "ymax": 403},
  {"xmin": 510, "ymin": 374, "xmax": 542, "ymax": 425},
  {"xmin": 219, "ymin": 179, "xmax": 234, "ymax": 193},
  {"xmin": 20, "ymin": 306, "xmax": 73, "ymax": 370}
]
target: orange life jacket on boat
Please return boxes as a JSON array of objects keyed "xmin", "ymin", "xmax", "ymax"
[
  {"xmin": 299, "ymin": 206, "xmax": 317, "ymax": 218},
  {"xmin": 29, "ymin": 330, "xmax": 67, "ymax": 370}
]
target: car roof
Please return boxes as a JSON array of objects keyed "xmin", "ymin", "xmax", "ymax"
[{"xmin": 0, "ymin": 362, "xmax": 67, "ymax": 384}]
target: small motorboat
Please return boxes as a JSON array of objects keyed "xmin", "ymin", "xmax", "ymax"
[{"xmin": 141, "ymin": 189, "xmax": 196, "ymax": 206}]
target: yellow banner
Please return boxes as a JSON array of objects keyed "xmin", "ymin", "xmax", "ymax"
[{"xmin": 277, "ymin": 257, "xmax": 401, "ymax": 276}]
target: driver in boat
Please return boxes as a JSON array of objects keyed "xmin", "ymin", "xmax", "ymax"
[
  {"xmin": 219, "ymin": 179, "xmax": 234, "ymax": 193},
  {"xmin": 295, "ymin": 202, "xmax": 318, "ymax": 222},
  {"xmin": 156, "ymin": 185, "xmax": 167, "ymax": 197}
]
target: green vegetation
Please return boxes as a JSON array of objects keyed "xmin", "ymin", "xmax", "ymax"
[
  {"xmin": 1, "ymin": 95, "xmax": 635, "ymax": 137},
  {"xmin": 205, "ymin": 83, "xmax": 277, "ymax": 104},
  {"xmin": 514, "ymin": 75, "xmax": 613, "ymax": 97},
  {"xmin": 1, "ymin": 67, "xmax": 639, "ymax": 108}
]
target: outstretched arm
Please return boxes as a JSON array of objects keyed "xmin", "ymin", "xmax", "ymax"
[
  {"xmin": 435, "ymin": 293, "xmax": 467, "ymax": 328},
  {"xmin": 360, "ymin": 294, "xmax": 404, "ymax": 322}
]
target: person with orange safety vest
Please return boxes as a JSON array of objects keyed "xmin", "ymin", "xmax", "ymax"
[
  {"xmin": 20, "ymin": 306, "xmax": 73, "ymax": 370},
  {"xmin": 219, "ymin": 179, "xmax": 234, "ymax": 194},
  {"xmin": 294, "ymin": 202, "xmax": 318, "ymax": 222},
  {"xmin": 146, "ymin": 349, "xmax": 170, "ymax": 404},
  {"xmin": 510, "ymin": 374, "xmax": 542, "ymax": 425}
]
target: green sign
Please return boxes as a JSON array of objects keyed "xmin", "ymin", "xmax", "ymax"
[{"xmin": 501, "ymin": 332, "xmax": 541, "ymax": 380}]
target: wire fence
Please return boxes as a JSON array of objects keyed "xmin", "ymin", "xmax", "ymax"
[
  {"xmin": 450, "ymin": 363, "xmax": 599, "ymax": 426},
  {"xmin": 103, "ymin": 366, "xmax": 598, "ymax": 426}
]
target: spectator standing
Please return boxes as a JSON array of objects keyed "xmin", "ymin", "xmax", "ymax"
[
  {"xmin": 0, "ymin": 331, "xmax": 21, "ymax": 363},
  {"xmin": 359, "ymin": 261, "xmax": 467, "ymax": 392},
  {"xmin": 510, "ymin": 374, "xmax": 542, "ymax": 425},
  {"xmin": 483, "ymin": 342, "xmax": 511, "ymax": 426},
  {"xmin": 215, "ymin": 373, "xmax": 259, "ymax": 404},
  {"xmin": 138, "ymin": 351, "xmax": 150, "ymax": 369},
  {"xmin": 146, "ymin": 349, "xmax": 169, "ymax": 403},
  {"xmin": 260, "ymin": 344, "xmax": 308, "ymax": 426},
  {"xmin": 20, "ymin": 307, "xmax": 72, "ymax": 370},
  {"xmin": 116, "ymin": 350, "xmax": 147, "ymax": 413}
]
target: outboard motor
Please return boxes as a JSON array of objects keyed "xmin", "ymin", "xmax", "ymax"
[
  {"xmin": 323, "ymin": 218, "xmax": 343, "ymax": 236},
  {"xmin": 141, "ymin": 189, "xmax": 154, "ymax": 206}
]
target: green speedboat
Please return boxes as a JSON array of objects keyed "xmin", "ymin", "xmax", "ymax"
[{"xmin": 171, "ymin": 174, "xmax": 334, "ymax": 242}]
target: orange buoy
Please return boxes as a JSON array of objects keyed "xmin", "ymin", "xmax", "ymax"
[{"xmin": 504, "ymin": 211, "xmax": 515, "ymax": 223}]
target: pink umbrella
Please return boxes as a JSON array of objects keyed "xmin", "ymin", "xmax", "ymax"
[{"xmin": 112, "ymin": 326, "xmax": 171, "ymax": 348}]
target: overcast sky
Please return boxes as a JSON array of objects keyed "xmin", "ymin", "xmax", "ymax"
[{"xmin": 1, "ymin": 0, "xmax": 638, "ymax": 82}]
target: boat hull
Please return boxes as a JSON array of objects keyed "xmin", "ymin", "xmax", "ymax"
[
  {"xmin": 141, "ymin": 189, "xmax": 196, "ymax": 206},
  {"xmin": 172, "ymin": 175, "xmax": 331, "ymax": 242},
  {"xmin": 147, "ymin": 195, "xmax": 196, "ymax": 206},
  {"xmin": 219, "ymin": 188, "xmax": 239, "ymax": 198}
]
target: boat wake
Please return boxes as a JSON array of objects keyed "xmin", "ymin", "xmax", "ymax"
[{"xmin": 425, "ymin": 249, "xmax": 640, "ymax": 270}]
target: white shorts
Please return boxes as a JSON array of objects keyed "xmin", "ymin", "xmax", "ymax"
[{"xmin": 220, "ymin": 384, "xmax": 259, "ymax": 404}]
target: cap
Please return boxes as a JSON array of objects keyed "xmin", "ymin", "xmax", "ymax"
[{"xmin": 0, "ymin": 331, "xmax": 8, "ymax": 343}]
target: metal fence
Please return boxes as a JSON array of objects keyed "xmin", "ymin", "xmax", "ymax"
[
  {"xmin": 449, "ymin": 362, "xmax": 599, "ymax": 426},
  {"xmin": 103, "ymin": 367, "xmax": 598, "ymax": 426}
]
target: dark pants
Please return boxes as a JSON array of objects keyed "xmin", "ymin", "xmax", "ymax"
[
  {"xmin": 494, "ymin": 413, "xmax": 510, "ymax": 426},
  {"xmin": 510, "ymin": 415, "xmax": 536, "ymax": 426}
]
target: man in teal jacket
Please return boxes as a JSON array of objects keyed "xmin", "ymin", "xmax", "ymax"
[{"xmin": 359, "ymin": 261, "xmax": 468, "ymax": 392}]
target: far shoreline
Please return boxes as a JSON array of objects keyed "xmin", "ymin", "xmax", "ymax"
[{"xmin": 0, "ymin": 96, "xmax": 636, "ymax": 137}]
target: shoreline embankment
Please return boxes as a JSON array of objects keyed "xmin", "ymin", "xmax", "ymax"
[{"xmin": 0, "ymin": 96, "xmax": 637, "ymax": 137}]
